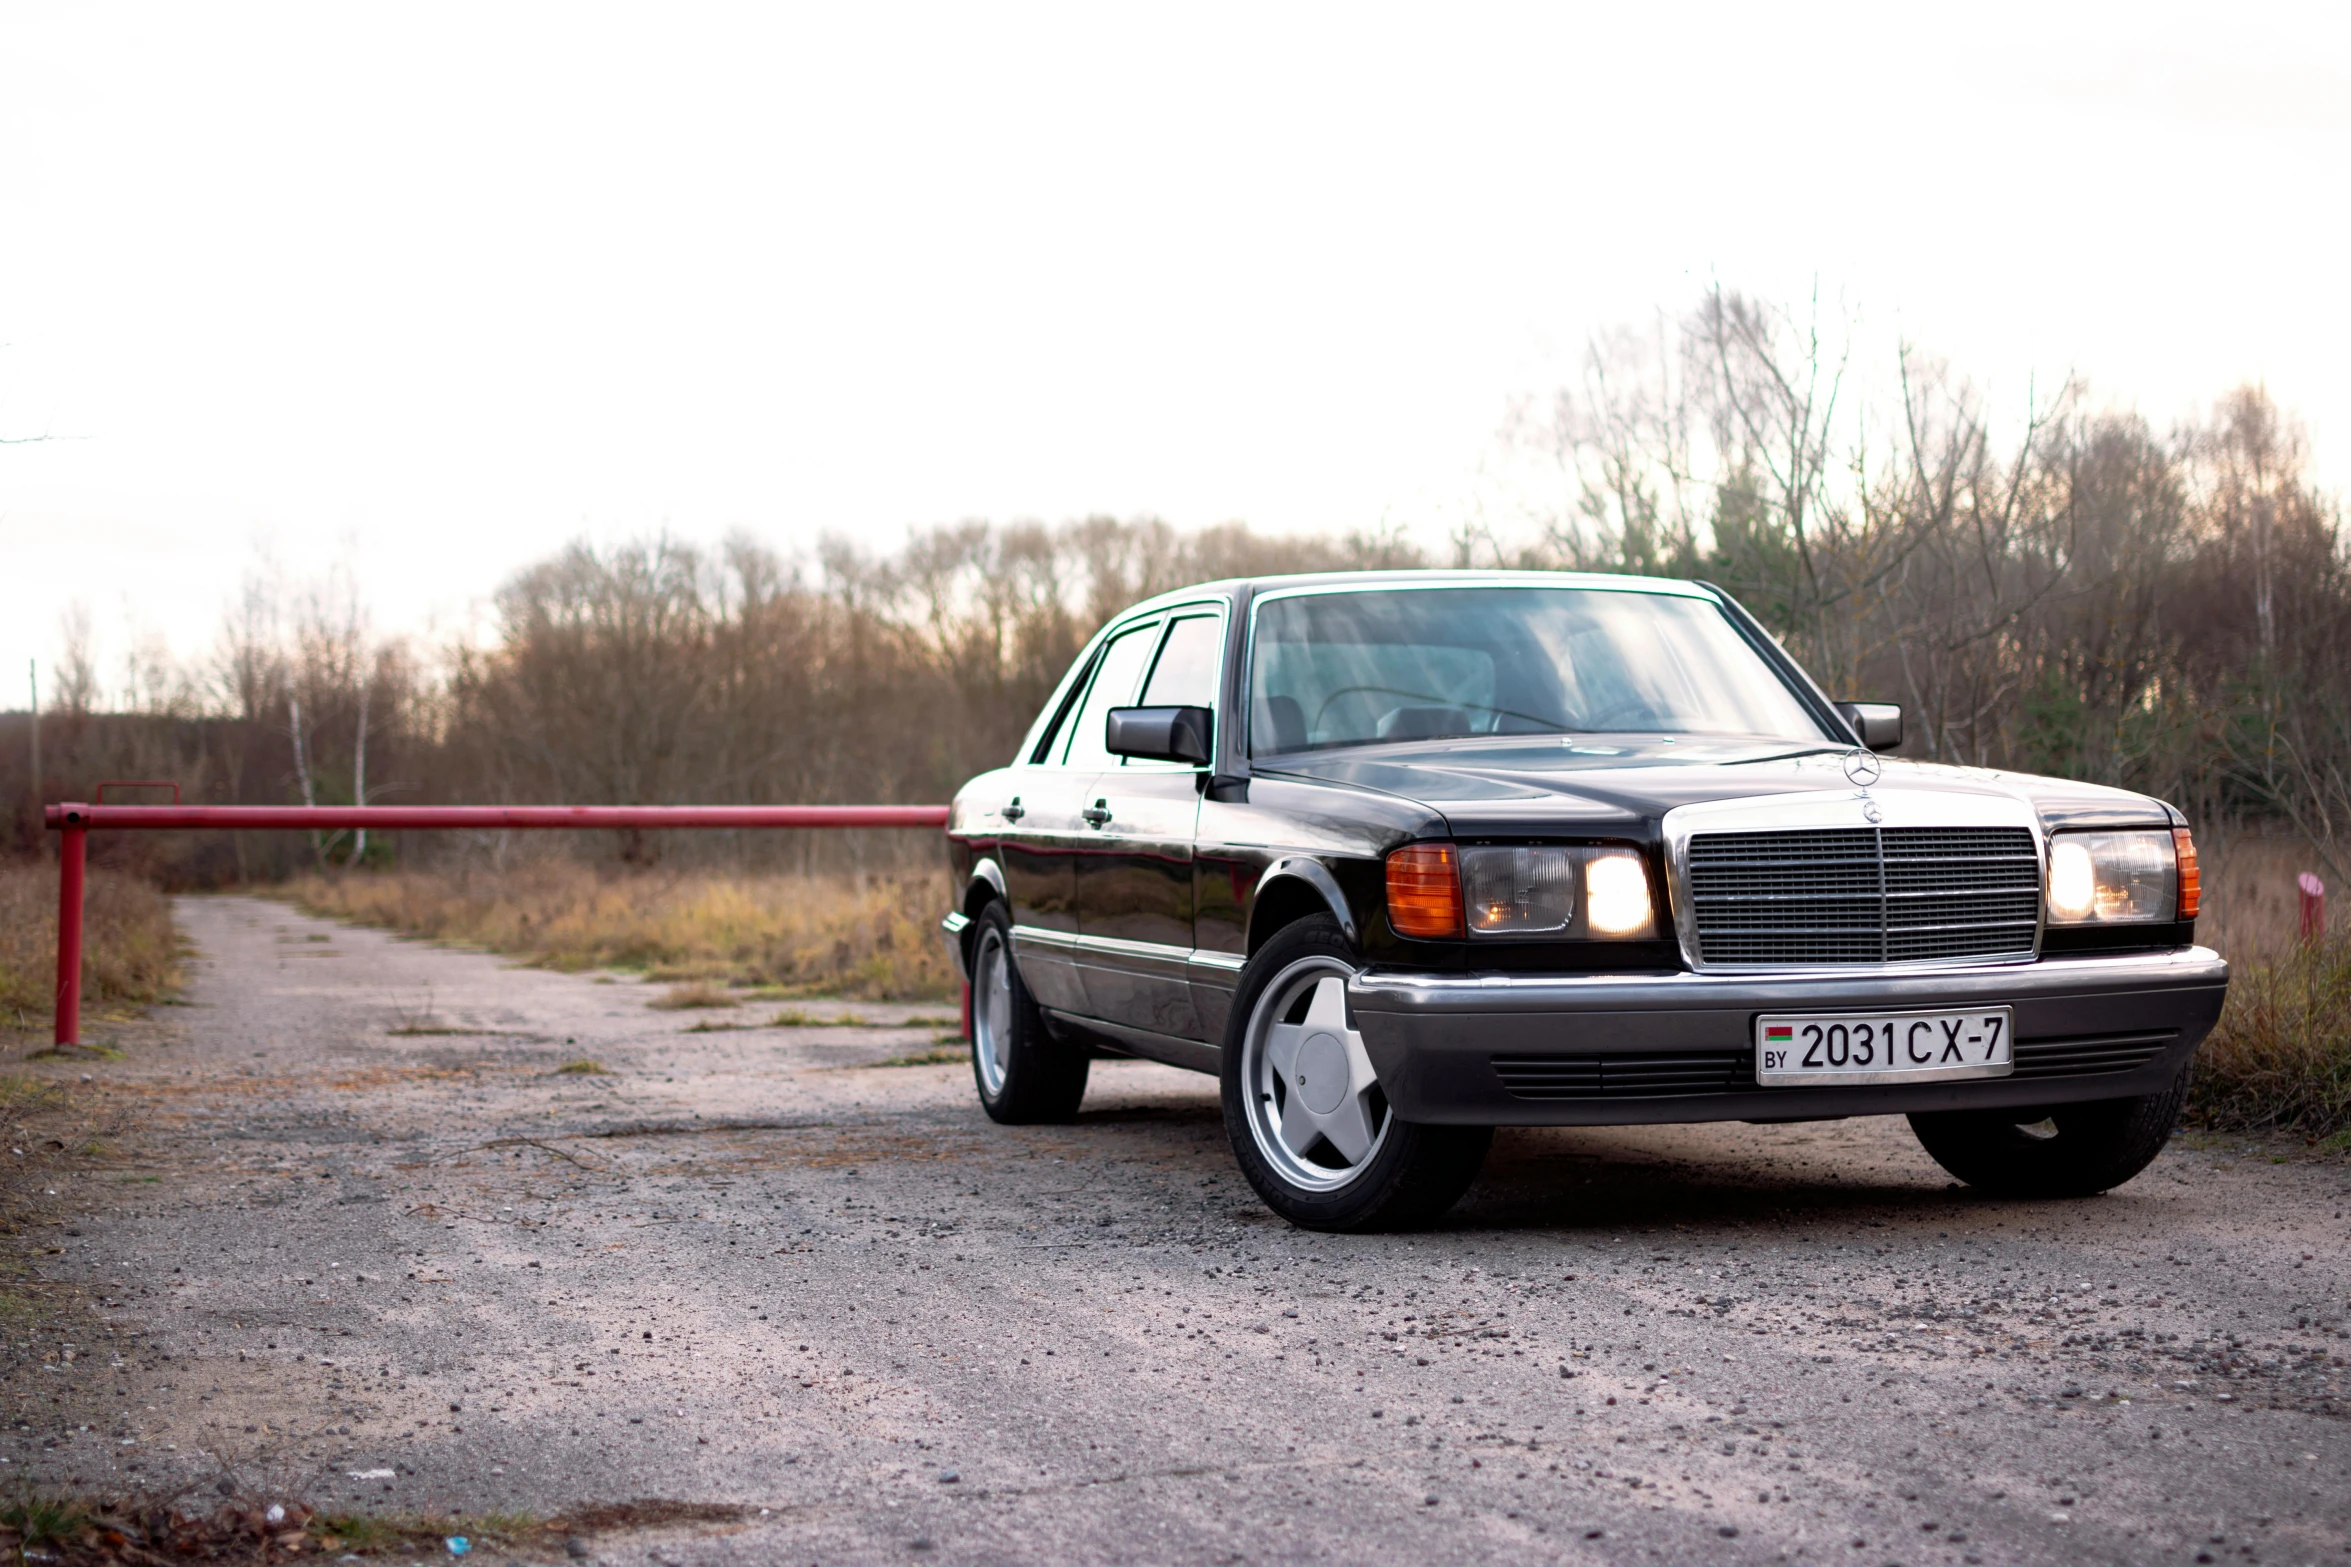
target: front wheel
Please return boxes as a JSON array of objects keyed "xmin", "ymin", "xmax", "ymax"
[
  {"xmin": 1907, "ymin": 1061, "xmax": 2192, "ymax": 1198},
  {"xmin": 1220, "ymin": 915, "xmax": 1489, "ymax": 1231},
  {"xmin": 968, "ymin": 902, "xmax": 1089, "ymax": 1123}
]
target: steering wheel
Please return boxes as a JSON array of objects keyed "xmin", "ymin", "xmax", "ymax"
[{"xmin": 1311, "ymin": 685, "xmax": 1574, "ymax": 737}]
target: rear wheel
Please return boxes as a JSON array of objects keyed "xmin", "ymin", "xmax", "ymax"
[
  {"xmin": 1907, "ymin": 1061, "xmax": 2191, "ymax": 1198},
  {"xmin": 968, "ymin": 902, "xmax": 1089, "ymax": 1123},
  {"xmin": 1221, "ymin": 915, "xmax": 1489, "ymax": 1231}
]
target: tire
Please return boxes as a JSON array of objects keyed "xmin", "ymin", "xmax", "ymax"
[
  {"xmin": 967, "ymin": 902, "xmax": 1090, "ymax": 1124},
  {"xmin": 1220, "ymin": 914, "xmax": 1490, "ymax": 1231},
  {"xmin": 1907, "ymin": 1061, "xmax": 2192, "ymax": 1198}
]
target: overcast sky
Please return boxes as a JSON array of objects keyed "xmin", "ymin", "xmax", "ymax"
[{"xmin": 3, "ymin": 2, "xmax": 2347, "ymax": 704}]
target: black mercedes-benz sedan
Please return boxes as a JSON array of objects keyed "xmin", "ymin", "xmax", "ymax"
[{"xmin": 938, "ymin": 570, "xmax": 2228, "ymax": 1231}]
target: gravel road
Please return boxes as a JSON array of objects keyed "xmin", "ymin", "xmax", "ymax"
[{"xmin": 7, "ymin": 894, "xmax": 2350, "ymax": 1565}]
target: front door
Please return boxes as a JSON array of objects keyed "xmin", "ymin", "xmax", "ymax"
[
  {"xmin": 993, "ymin": 764, "xmax": 1097, "ymax": 1015},
  {"xmin": 1004, "ymin": 617, "xmax": 1164, "ymax": 1016},
  {"xmin": 1073, "ymin": 610, "xmax": 1223, "ymax": 1039}
]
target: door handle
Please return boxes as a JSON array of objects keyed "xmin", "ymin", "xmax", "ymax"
[
  {"xmin": 1002, "ymin": 797, "xmax": 1024, "ymax": 821},
  {"xmin": 1081, "ymin": 800, "xmax": 1112, "ymax": 827}
]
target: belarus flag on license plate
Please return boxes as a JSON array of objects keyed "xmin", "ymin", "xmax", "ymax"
[{"xmin": 1763, "ymin": 1024, "xmax": 1793, "ymax": 1045}]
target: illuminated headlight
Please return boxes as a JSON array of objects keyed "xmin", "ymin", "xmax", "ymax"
[
  {"xmin": 1455, "ymin": 845, "xmax": 1657, "ymax": 939},
  {"xmin": 1583, "ymin": 852, "xmax": 1656, "ymax": 937},
  {"xmin": 2046, "ymin": 830, "xmax": 2177, "ymax": 924}
]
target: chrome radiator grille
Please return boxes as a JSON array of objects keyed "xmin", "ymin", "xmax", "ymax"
[{"xmin": 1684, "ymin": 826, "xmax": 2040, "ymax": 966}]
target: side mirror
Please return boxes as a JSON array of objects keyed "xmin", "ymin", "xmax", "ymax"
[
  {"xmin": 1837, "ymin": 701, "xmax": 1903, "ymax": 753},
  {"xmin": 1106, "ymin": 705, "xmax": 1213, "ymax": 766}
]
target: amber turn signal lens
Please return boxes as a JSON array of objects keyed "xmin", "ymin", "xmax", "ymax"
[
  {"xmin": 1386, "ymin": 843, "xmax": 1464, "ymax": 939},
  {"xmin": 2174, "ymin": 827, "xmax": 2200, "ymax": 921}
]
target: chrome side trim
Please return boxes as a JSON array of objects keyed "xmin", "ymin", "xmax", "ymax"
[
  {"xmin": 941, "ymin": 911, "xmax": 971, "ymax": 936},
  {"xmin": 1019, "ymin": 926, "xmax": 1248, "ymax": 968},
  {"xmin": 1013, "ymin": 925, "xmax": 1247, "ymax": 982},
  {"xmin": 1016, "ymin": 927, "xmax": 1182, "ymax": 962},
  {"xmin": 1661, "ymin": 789, "xmax": 2045, "ymax": 974}
]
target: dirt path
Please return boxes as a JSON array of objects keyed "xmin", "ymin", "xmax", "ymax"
[{"xmin": 7, "ymin": 894, "xmax": 2350, "ymax": 1564}]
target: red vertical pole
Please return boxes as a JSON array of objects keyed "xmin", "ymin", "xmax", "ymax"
[
  {"xmin": 2300, "ymin": 873, "xmax": 2328, "ymax": 944},
  {"xmin": 55, "ymin": 824, "xmax": 86, "ymax": 1046}
]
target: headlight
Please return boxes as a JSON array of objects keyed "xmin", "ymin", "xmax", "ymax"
[
  {"xmin": 1398, "ymin": 844, "xmax": 1657, "ymax": 940},
  {"xmin": 1462, "ymin": 846, "xmax": 1576, "ymax": 932},
  {"xmin": 2045, "ymin": 830, "xmax": 2179, "ymax": 924},
  {"xmin": 1583, "ymin": 852, "xmax": 1657, "ymax": 937}
]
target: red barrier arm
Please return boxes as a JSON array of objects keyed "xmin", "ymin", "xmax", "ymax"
[
  {"xmin": 41, "ymin": 801, "xmax": 952, "ymax": 1045},
  {"xmin": 45, "ymin": 803, "xmax": 949, "ymax": 831}
]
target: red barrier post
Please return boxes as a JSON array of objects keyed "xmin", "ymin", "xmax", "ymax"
[
  {"xmin": 2301, "ymin": 873, "xmax": 2327, "ymax": 944},
  {"xmin": 55, "ymin": 823, "xmax": 86, "ymax": 1046}
]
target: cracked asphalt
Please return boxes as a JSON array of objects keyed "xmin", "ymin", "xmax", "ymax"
[{"xmin": 6, "ymin": 893, "xmax": 2350, "ymax": 1565}]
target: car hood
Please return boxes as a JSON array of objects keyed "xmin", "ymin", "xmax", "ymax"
[{"xmin": 1255, "ymin": 736, "xmax": 2175, "ymax": 835}]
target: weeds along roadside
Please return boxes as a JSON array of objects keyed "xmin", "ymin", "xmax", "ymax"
[
  {"xmin": 0, "ymin": 865, "xmax": 182, "ymax": 1035},
  {"xmin": 279, "ymin": 862, "xmax": 958, "ymax": 1001},
  {"xmin": 2189, "ymin": 928, "xmax": 2351, "ymax": 1149}
]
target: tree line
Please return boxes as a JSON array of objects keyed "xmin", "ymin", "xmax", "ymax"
[
  {"xmin": 1487, "ymin": 288, "xmax": 2348, "ymax": 888},
  {"xmin": 4, "ymin": 286, "xmax": 2345, "ymax": 891}
]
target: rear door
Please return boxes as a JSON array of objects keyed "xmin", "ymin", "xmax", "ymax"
[
  {"xmin": 1001, "ymin": 618, "xmax": 1162, "ymax": 1015},
  {"xmin": 1073, "ymin": 608, "xmax": 1224, "ymax": 1039}
]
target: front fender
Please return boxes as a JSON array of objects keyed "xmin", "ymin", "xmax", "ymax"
[{"xmin": 1249, "ymin": 857, "xmax": 1359, "ymax": 949}]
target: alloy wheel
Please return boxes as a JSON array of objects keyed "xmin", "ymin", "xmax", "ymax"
[
  {"xmin": 972, "ymin": 925, "xmax": 1012, "ymax": 1097},
  {"xmin": 1240, "ymin": 955, "xmax": 1391, "ymax": 1192}
]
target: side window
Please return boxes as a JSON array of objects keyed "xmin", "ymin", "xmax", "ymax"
[
  {"xmin": 1058, "ymin": 620, "xmax": 1161, "ymax": 771},
  {"xmin": 1025, "ymin": 647, "xmax": 1100, "ymax": 765},
  {"xmin": 1139, "ymin": 614, "xmax": 1223, "ymax": 709}
]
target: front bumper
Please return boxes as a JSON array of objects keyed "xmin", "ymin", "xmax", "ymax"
[{"xmin": 1349, "ymin": 947, "xmax": 2228, "ymax": 1126}]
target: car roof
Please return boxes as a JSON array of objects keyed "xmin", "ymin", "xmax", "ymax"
[{"xmin": 1114, "ymin": 567, "xmax": 1721, "ymax": 621}]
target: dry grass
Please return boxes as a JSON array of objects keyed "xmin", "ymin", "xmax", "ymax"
[
  {"xmin": 2190, "ymin": 929, "xmax": 2351, "ymax": 1144},
  {"xmin": 0, "ymin": 862, "xmax": 182, "ymax": 1032},
  {"xmin": 2197, "ymin": 832, "xmax": 2333, "ymax": 961},
  {"xmin": 647, "ymin": 981, "xmax": 740, "ymax": 1010},
  {"xmin": 872, "ymin": 1040, "xmax": 972, "ymax": 1066},
  {"xmin": 284, "ymin": 863, "xmax": 957, "ymax": 1000},
  {"xmin": 0, "ymin": 1491, "xmax": 751, "ymax": 1563}
]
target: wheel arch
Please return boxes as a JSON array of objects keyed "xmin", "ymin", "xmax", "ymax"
[
  {"xmin": 957, "ymin": 858, "xmax": 1010, "ymax": 966},
  {"xmin": 1247, "ymin": 857, "xmax": 1360, "ymax": 955}
]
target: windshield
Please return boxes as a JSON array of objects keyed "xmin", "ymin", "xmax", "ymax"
[{"xmin": 1247, "ymin": 586, "xmax": 1832, "ymax": 755}]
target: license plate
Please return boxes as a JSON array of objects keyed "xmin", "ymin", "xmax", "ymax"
[{"xmin": 1755, "ymin": 1007, "xmax": 2013, "ymax": 1085}]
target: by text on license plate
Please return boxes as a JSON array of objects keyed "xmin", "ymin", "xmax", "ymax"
[{"xmin": 1755, "ymin": 1007, "xmax": 2013, "ymax": 1085}]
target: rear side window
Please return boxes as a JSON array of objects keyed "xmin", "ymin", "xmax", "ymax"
[{"xmin": 1059, "ymin": 620, "xmax": 1161, "ymax": 770}]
